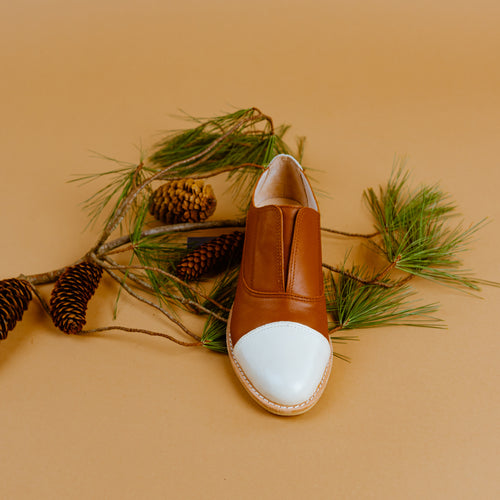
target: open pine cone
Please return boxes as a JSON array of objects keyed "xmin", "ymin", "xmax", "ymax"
[
  {"xmin": 50, "ymin": 261, "xmax": 103, "ymax": 334},
  {"xmin": 149, "ymin": 178, "xmax": 217, "ymax": 225},
  {"xmin": 0, "ymin": 278, "xmax": 32, "ymax": 340}
]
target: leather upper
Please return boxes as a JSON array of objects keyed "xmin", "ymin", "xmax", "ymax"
[{"xmin": 229, "ymin": 178, "xmax": 329, "ymax": 346}]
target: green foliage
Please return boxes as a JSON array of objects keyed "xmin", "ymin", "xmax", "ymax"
[
  {"xmin": 70, "ymin": 108, "xmax": 497, "ymax": 360},
  {"xmin": 71, "ymin": 150, "xmax": 155, "ymax": 231},
  {"xmin": 149, "ymin": 108, "xmax": 293, "ymax": 210},
  {"xmin": 149, "ymin": 108, "xmax": 273, "ymax": 173},
  {"xmin": 364, "ymin": 160, "xmax": 488, "ymax": 290},
  {"xmin": 324, "ymin": 264, "xmax": 443, "ymax": 331},
  {"xmin": 73, "ymin": 108, "xmax": 298, "ymax": 232},
  {"xmin": 200, "ymin": 267, "xmax": 239, "ymax": 353},
  {"xmin": 131, "ymin": 232, "xmax": 200, "ymax": 315}
]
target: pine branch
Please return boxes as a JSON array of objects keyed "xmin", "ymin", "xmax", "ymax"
[
  {"xmin": 364, "ymin": 160, "xmax": 490, "ymax": 291},
  {"xmin": 149, "ymin": 108, "xmax": 293, "ymax": 210},
  {"xmin": 17, "ymin": 220, "xmax": 246, "ymax": 287},
  {"xmin": 324, "ymin": 265, "xmax": 443, "ymax": 331},
  {"xmin": 100, "ymin": 219, "xmax": 246, "ymax": 256},
  {"xmin": 5, "ymin": 109, "xmax": 497, "ymax": 361},
  {"xmin": 92, "ymin": 112, "xmax": 257, "ymax": 252},
  {"xmin": 100, "ymin": 263, "xmax": 202, "ymax": 342},
  {"xmin": 101, "ymin": 260, "xmax": 229, "ymax": 322},
  {"xmin": 71, "ymin": 153, "xmax": 154, "ymax": 231},
  {"xmin": 200, "ymin": 266, "xmax": 239, "ymax": 352},
  {"xmin": 148, "ymin": 108, "xmax": 274, "ymax": 174}
]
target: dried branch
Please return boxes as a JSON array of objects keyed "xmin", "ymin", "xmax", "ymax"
[
  {"xmin": 97, "ymin": 218, "xmax": 246, "ymax": 256},
  {"xmin": 99, "ymin": 259, "xmax": 228, "ymax": 323},
  {"xmin": 102, "ymin": 261, "xmax": 230, "ymax": 314},
  {"xmin": 101, "ymin": 265, "xmax": 202, "ymax": 342},
  {"xmin": 165, "ymin": 163, "xmax": 265, "ymax": 182},
  {"xmin": 322, "ymin": 263, "xmax": 405, "ymax": 289},
  {"xmin": 321, "ymin": 227, "xmax": 379, "ymax": 238},
  {"xmin": 21, "ymin": 261, "xmax": 84, "ymax": 286},
  {"xmin": 82, "ymin": 325, "xmax": 203, "ymax": 347},
  {"xmin": 22, "ymin": 279, "xmax": 51, "ymax": 317}
]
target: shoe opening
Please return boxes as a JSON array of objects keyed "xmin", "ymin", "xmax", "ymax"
[{"xmin": 253, "ymin": 154, "xmax": 318, "ymax": 210}]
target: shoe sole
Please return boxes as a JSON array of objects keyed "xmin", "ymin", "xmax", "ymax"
[{"xmin": 226, "ymin": 308, "xmax": 333, "ymax": 416}]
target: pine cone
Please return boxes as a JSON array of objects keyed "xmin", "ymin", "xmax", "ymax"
[
  {"xmin": 50, "ymin": 261, "xmax": 103, "ymax": 334},
  {"xmin": 149, "ymin": 179, "xmax": 217, "ymax": 225},
  {"xmin": 175, "ymin": 231, "xmax": 244, "ymax": 281},
  {"xmin": 0, "ymin": 278, "xmax": 32, "ymax": 340}
]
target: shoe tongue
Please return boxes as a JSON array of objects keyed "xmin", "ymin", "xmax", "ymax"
[{"xmin": 279, "ymin": 205, "xmax": 301, "ymax": 285}]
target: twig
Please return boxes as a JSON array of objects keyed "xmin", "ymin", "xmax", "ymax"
[
  {"xmin": 81, "ymin": 325, "xmax": 203, "ymax": 347},
  {"xmin": 98, "ymin": 258, "xmax": 228, "ymax": 323},
  {"xmin": 371, "ymin": 256, "xmax": 402, "ymax": 282},
  {"xmin": 102, "ymin": 266, "xmax": 202, "ymax": 342},
  {"xmin": 321, "ymin": 227, "xmax": 379, "ymax": 239},
  {"xmin": 329, "ymin": 325, "xmax": 344, "ymax": 334},
  {"xmin": 21, "ymin": 261, "xmax": 82, "ymax": 286},
  {"xmin": 392, "ymin": 274, "xmax": 415, "ymax": 287},
  {"xmin": 21, "ymin": 278, "xmax": 51, "ymax": 317},
  {"xmin": 16, "ymin": 219, "xmax": 246, "ymax": 287},
  {"xmin": 247, "ymin": 106, "xmax": 274, "ymax": 134},
  {"xmin": 97, "ymin": 218, "xmax": 246, "ymax": 256},
  {"xmin": 101, "ymin": 261, "xmax": 230, "ymax": 314},
  {"xmin": 131, "ymin": 161, "xmax": 144, "ymax": 187},
  {"xmin": 322, "ymin": 262, "xmax": 412, "ymax": 289},
  {"xmin": 165, "ymin": 163, "xmax": 265, "ymax": 181},
  {"xmin": 322, "ymin": 263, "xmax": 389, "ymax": 288}
]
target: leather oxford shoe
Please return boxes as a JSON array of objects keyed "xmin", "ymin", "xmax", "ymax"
[{"xmin": 227, "ymin": 154, "xmax": 332, "ymax": 415}]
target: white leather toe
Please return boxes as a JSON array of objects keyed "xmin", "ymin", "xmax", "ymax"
[{"xmin": 232, "ymin": 321, "xmax": 332, "ymax": 406}]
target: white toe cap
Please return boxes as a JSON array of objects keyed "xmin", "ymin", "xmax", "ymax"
[{"xmin": 232, "ymin": 321, "xmax": 332, "ymax": 406}]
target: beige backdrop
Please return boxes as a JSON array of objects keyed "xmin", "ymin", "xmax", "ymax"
[{"xmin": 1, "ymin": 1, "xmax": 499, "ymax": 499}]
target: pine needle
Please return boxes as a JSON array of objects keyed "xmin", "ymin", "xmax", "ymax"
[
  {"xmin": 131, "ymin": 233, "xmax": 200, "ymax": 316},
  {"xmin": 324, "ymin": 265, "xmax": 444, "ymax": 331},
  {"xmin": 364, "ymin": 159, "xmax": 488, "ymax": 290},
  {"xmin": 68, "ymin": 111, "xmax": 495, "ymax": 359},
  {"xmin": 200, "ymin": 266, "xmax": 239, "ymax": 352},
  {"xmin": 71, "ymin": 151, "xmax": 154, "ymax": 231},
  {"xmin": 149, "ymin": 108, "xmax": 294, "ymax": 211}
]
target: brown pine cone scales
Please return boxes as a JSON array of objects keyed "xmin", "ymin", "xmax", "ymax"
[
  {"xmin": 50, "ymin": 261, "xmax": 103, "ymax": 334},
  {"xmin": 175, "ymin": 231, "xmax": 245, "ymax": 281},
  {"xmin": 0, "ymin": 278, "xmax": 32, "ymax": 340},
  {"xmin": 149, "ymin": 178, "xmax": 217, "ymax": 224}
]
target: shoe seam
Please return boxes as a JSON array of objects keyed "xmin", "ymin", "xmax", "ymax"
[
  {"xmin": 240, "ymin": 275, "xmax": 325, "ymax": 302},
  {"xmin": 275, "ymin": 206, "xmax": 284, "ymax": 291},
  {"xmin": 287, "ymin": 208, "xmax": 302, "ymax": 291},
  {"xmin": 235, "ymin": 321, "xmax": 328, "ymax": 350}
]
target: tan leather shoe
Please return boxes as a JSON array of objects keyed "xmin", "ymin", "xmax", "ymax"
[{"xmin": 227, "ymin": 154, "xmax": 333, "ymax": 416}]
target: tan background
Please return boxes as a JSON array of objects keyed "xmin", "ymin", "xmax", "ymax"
[{"xmin": 1, "ymin": 1, "xmax": 499, "ymax": 498}]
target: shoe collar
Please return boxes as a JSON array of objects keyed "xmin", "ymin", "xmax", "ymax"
[{"xmin": 252, "ymin": 154, "xmax": 318, "ymax": 211}]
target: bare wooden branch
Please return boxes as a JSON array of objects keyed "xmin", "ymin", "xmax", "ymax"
[
  {"xmin": 321, "ymin": 227, "xmax": 379, "ymax": 238},
  {"xmin": 102, "ymin": 266, "xmax": 202, "ymax": 342},
  {"xmin": 99, "ymin": 259, "xmax": 228, "ymax": 323},
  {"xmin": 322, "ymin": 262, "xmax": 413, "ymax": 289},
  {"xmin": 164, "ymin": 163, "xmax": 265, "ymax": 182},
  {"xmin": 82, "ymin": 325, "xmax": 203, "ymax": 347},
  {"xmin": 97, "ymin": 218, "xmax": 246, "ymax": 256}
]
